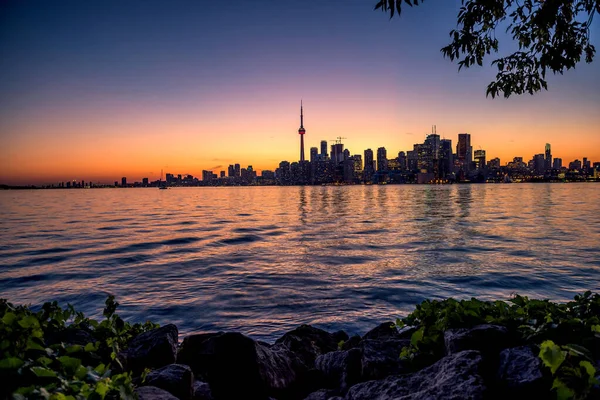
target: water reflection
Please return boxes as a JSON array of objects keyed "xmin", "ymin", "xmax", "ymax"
[{"xmin": 0, "ymin": 184, "xmax": 598, "ymax": 341}]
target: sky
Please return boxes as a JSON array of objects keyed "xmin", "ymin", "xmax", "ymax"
[{"xmin": 1, "ymin": 0, "xmax": 599, "ymax": 185}]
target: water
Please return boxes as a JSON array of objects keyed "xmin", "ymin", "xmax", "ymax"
[{"xmin": 1, "ymin": 184, "xmax": 599, "ymax": 341}]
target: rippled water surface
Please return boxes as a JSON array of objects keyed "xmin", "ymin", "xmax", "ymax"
[{"xmin": 1, "ymin": 184, "xmax": 599, "ymax": 341}]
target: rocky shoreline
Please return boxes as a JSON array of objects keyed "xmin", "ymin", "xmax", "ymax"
[{"xmin": 107, "ymin": 321, "xmax": 554, "ymax": 400}]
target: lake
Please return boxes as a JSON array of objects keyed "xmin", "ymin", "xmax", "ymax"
[{"xmin": 1, "ymin": 184, "xmax": 598, "ymax": 341}]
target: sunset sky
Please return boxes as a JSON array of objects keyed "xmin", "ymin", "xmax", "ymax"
[{"xmin": 1, "ymin": 0, "xmax": 599, "ymax": 185}]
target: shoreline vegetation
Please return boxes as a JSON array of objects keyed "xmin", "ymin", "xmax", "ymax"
[{"xmin": 1, "ymin": 293, "xmax": 599, "ymax": 400}]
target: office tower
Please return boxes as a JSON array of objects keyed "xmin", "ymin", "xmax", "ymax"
[
  {"xmin": 457, "ymin": 133, "xmax": 472, "ymax": 170},
  {"xmin": 474, "ymin": 149, "xmax": 486, "ymax": 171},
  {"xmin": 330, "ymin": 143, "xmax": 344, "ymax": 164},
  {"xmin": 545, "ymin": 143, "xmax": 552, "ymax": 170},
  {"xmin": 377, "ymin": 147, "xmax": 387, "ymax": 171},
  {"xmin": 439, "ymin": 140, "xmax": 453, "ymax": 177},
  {"xmin": 364, "ymin": 149, "xmax": 374, "ymax": 180},
  {"xmin": 487, "ymin": 158, "xmax": 500, "ymax": 169},
  {"xmin": 320, "ymin": 140, "xmax": 328, "ymax": 157},
  {"xmin": 398, "ymin": 151, "xmax": 407, "ymax": 170},
  {"xmin": 583, "ymin": 157, "xmax": 590, "ymax": 171},
  {"xmin": 121, "ymin": 177, "xmax": 127, "ymax": 187},
  {"xmin": 234, "ymin": 164, "xmax": 241, "ymax": 177},
  {"xmin": 407, "ymin": 149, "xmax": 418, "ymax": 171},
  {"xmin": 142, "ymin": 178, "xmax": 148, "ymax": 186},
  {"xmin": 310, "ymin": 147, "xmax": 318, "ymax": 162},
  {"xmin": 569, "ymin": 159, "xmax": 582, "ymax": 170},
  {"xmin": 343, "ymin": 149, "xmax": 350, "ymax": 161},
  {"xmin": 533, "ymin": 154, "xmax": 545, "ymax": 174},
  {"xmin": 552, "ymin": 158, "xmax": 562, "ymax": 169},
  {"xmin": 228, "ymin": 165, "xmax": 235, "ymax": 177},
  {"xmin": 298, "ymin": 101, "xmax": 306, "ymax": 162},
  {"xmin": 353, "ymin": 154, "xmax": 362, "ymax": 171}
]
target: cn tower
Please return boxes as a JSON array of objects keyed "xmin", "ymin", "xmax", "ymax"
[{"xmin": 298, "ymin": 100, "xmax": 306, "ymax": 162}]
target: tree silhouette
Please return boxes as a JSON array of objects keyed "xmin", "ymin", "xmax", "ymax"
[{"xmin": 375, "ymin": 0, "xmax": 598, "ymax": 98}]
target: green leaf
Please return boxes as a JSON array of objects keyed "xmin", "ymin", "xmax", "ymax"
[
  {"xmin": 96, "ymin": 381, "xmax": 109, "ymax": 398},
  {"xmin": 58, "ymin": 355, "xmax": 81, "ymax": 373},
  {"xmin": 75, "ymin": 365, "xmax": 88, "ymax": 380},
  {"xmin": 18, "ymin": 315, "xmax": 40, "ymax": 329},
  {"xmin": 2, "ymin": 311, "xmax": 17, "ymax": 325},
  {"xmin": 579, "ymin": 360, "xmax": 597, "ymax": 384},
  {"xmin": 84, "ymin": 342, "xmax": 97, "ymax": 352},
  {"xmin": 552, "ymin": 378, "xmax": 575, "ymax": 400},
  {"xmin": 539, "ymin": 340, "xmax": 565, "ymax": 374},
  {"xmin": 49, "ymin": 393, "xmax": 67, "ymax": 400},
  {"xmin": 66, "ymin": 344, "xmax": 82, "ymax": 354},
  {"xmin": 0, "ymin": 357, "xmax": 24, "ymax": 369},
  {"xmin": 26, "ymin": 338, "xmax": 46, "ymax": 352},
  {"xmin": 591, "ymin": 324, "xmax": 600, "ymax": 333},
  {"xmin": 94, "ymin": 363, "xmax": 106, "ymax": 375},
  {"xmin": 563, "ymin": 344, "xmax": 593, "ymax": 361},
  {"xmin": 31, "ymin": 366, "xmax": 58, "ymax": 378},
  {"xmin": 36, "ymin": 356, "xmax": 53, "ymax": 366},
  {"xmin": 410, "ymin": 327, "xmax": 424, "ymax": 348}
]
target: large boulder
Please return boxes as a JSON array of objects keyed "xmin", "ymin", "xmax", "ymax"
[
  {"xmin": 303, "ymin": 389, "xmax": 342, "ymax": 400},
  {"xmin": 346, "ymin": 350, "xmax": 485, "ymax": 400},
  {"xmin": 359, "ymin": 339, "xmax": 409, "ymax": 380},
  {"xmin": 340, "ymin": 335, "xmax": 361, "ymax": 351},
  {"xmin": 497, "ymin": 346, "xmax": 547, "ymax": 399},
  {"xmin": 362, "ymin": 322, "xmax": 399, "ymax": 341},
  {"xmin": 123, "ymin": 324, "xmax": 178, "ymax": 374},
  {"xmin": 143, "ymin": 364, "xmax": 194, "ymax": 400},
  {"xmin": 136, "ymin": 386, "xmax": 179, "ymax": 400},
  {"xmin": 275, "ymin": 325, "xmax": 340, "ymax": 368},
  {"xmin": 315, "ymin": 349, "xmax": 362, "ymax": 392},
  {"xmin": 177, "ymin": 332, "xmax": 308, "ymax": 400},
  {"xmin": 444, "ymin": 324, "xmax": 513, "ymax": 357},
  {"xmin": 192, "ymin": 381, "xmax": 214, "ymax": 400}
]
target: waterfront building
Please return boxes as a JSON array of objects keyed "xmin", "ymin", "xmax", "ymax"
[
  {"xmin": 377, "ymin": 147, "xmax": 387, "ymax": 171},
  {"xmin": 553, "ymin": 158, "xmax": 562, "ymax": 170},
  {"xmin": 121, "ymin": 177, "xmax": 127, "ymax": 187},
  {"xmin": 398, "ymin": 151, "xmax": 407, "ymax": 171},
  {"xmin": 234, "ymin": 164, "xmax": 241, "ymax": 177},
  {"xmin": 474, "ymin": 150, "xmax": 486, "ymax": 171},
  {"xmin": 364, "ymin": 149, "xmax": 374, "ymax": 181},
  {"xmin": 320, "ymin": 140, "xmax": 328, "ymax": 158},
  {"xmin": 439, "ymin": 140, "xmax": 453, "ymax": 178},
  {"xmin": 457, "ymin": 133, "xmax": 472, "ymax": 172},
  {"xmin": 545, "ymin": 143, "xmax": 552, "ymax": 170},
  {"xmin": 310, "ymin": 147, "xmax": 318, "ymax": 162}
]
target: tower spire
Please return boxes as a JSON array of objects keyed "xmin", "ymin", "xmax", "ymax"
[
  {"xmin": 300, "ymin": 100, "xmax": 304, "ymax": 129},
  {"xmin": 298, "ymin": 100, "xmax": 306, "ymax": 162}
]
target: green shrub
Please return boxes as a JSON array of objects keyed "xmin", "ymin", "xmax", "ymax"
[
  {"xmin": 0, "ymin": 296, "xmax": 158, "ymax": 399},
  {"xmin": 396, "ymin": 291, "xmax": 600, "ymax": 400}
]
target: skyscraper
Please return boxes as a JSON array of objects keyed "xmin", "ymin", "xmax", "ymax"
[
  {"xmin": 320, "ymin": 140, "xmax": 328, "ymax": 158},
  {"xmin": 377, "ymin": 147, "xmax": 387, "ymax": 171},
  {"xmin": 474, "ymin": 150, "xmax": 486, "ymax": 171},
  {"xmin": 457, "ymin": 133, "xmax": 472, "ymax": 172},
  {"xmin": 364, "ymin": 149, "xmax": 374, "ymax": 180},
  {"xmin": 545, "ymin": 143, "xmax": 552, "ymax": 170},
  {"xmin": 553, "ymin": 158, "xmax": 562, "ymax": 169},
  {"xmin": 298, "ymin": 101, "xmax": 306, "ymax": 162},
  {"xmin": 310, "ymin": 147, "xmax": 318, "ymax": 162},
  {"xmin": 439, "ymin": 139, "xmax": 453, "ymax": 177}
]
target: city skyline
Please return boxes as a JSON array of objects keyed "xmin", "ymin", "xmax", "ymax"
[{"xmin": 1, "ymin": 1, "xmax": 599, "ymax": 185}]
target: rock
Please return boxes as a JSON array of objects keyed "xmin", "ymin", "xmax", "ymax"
[
  {"xmin": 362, "ymin": 322, "xmax": 399, "ymax": 341},
  {"xmin": 444, "ymin": 324, "xmax": 513, "ymax": 357},
  {"xmin": 315, "ymin": 349, "xmax": 362, "ymax": 392},
  {"xmin": 136, "ymin": 386, "xmax": 179, "ymax": 400},
  {"xmin": 123, "ymin": 324, "xmax": 178, "ymax": 374},
  {"xmin": 341, "ymin": 335, "xmax": 361, "ymax": 351},
  {"xmin": 275, "ymin": 325, "xmax": 340, "ymax": 367},
  {"xmin": 177, "ymin": 332, "xmax": 308, "ymax": 400},
  {"xmin": 359, "ymin": 339, "xmax": 409, "ymax": 380},
  {"xmin": 143, "ymin": 364, "xmax": 194, "ymax": 400},
  {"xmin": 346, "ymin": 350, "xmax": 485, "ymax": 400},
  {"xmin": 497, "ymin": 346, "xmax": 546, "ymax": 398},
  {"xmin": 303, "ymin": 389, "xmax": 339, "ymax": 400},
  {"xmin": 192, "ymin": 381, "xmax": 214, "ymax": 400},
  {"xmin": 332, "ymin": 330, "xmax": 349, "ymax": 344}
]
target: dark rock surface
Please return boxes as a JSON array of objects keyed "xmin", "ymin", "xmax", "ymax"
[
  {"xmin": 315, "ymin": 349, "xmax": 361, "ymax": 392},
  {"xmin": 362, "ymin": 322, "xmax": 400, "ymax": 341},
  {"xmin": 177, "ymin": 331, "xmax": 307, "ymax": 400},
  {"xmin": 497, "ymin": 346, "xmax": 546, "ymax": 398},
  {"xmin": 275, "ymin": 325, "xmax": 340, "ymax": 368},
  {"xmin": 303, "ymin": 389, "xmax": 341, "ymax": 400},
  {"xmin": 136, "ymin": 386, "xmax": 180, "ymax": 400},
  {"xmin": 444, "ymin": 324, "xmax": 513, "ymax": 356},
  {"xmin": 143, "ymin": 364, "xmax": 194, "ymax": 400},
  {"xmin": 192, "ymin": 381, "xmax": 214, "ymax": 400},
  {"xmin": 124, "ymin": 324, "xmax": 178, "ymax": 373},
  {"xmin": 346, "ymin": 350, "xmax": 485, "ymax": 400},
  {"xmin": 340, "ymin": 335, "xmax": 361, "ymax": 351},
  {"xmin": 358, "ymin": 338, "xmax": 409, "ymax": 380}
]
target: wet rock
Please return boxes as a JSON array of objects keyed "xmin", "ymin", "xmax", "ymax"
[
  {"xmin": 275, "ymin": 325, "xmax": 340, "ymax": 368},
  {"xmin": 341, "ymin": 335, "xmax": 361, "ymax": 351},
  {"xmin": 346, "ymin": 350, "xmax": 485, "ymax": 400},
  {"xmin": 444, "ymin": 324, "xmax": 512, "ymax": 356},
  {"xmin": 359, "ymin": 339, "xmax": 409, "ymax": 380},
  {"xmin": 332, "ymin": 330, "xmax": 349, "ymax": 344},
  {"xmin": 123, "ymin": 324, "xmax": 178, "ymax": 374},
  {"xmin": 315, "ymin": 349, "xmax": 362, "ymax": 391},
  {"xmin": 143, "ymin": 364, "xmax": 194, "ymax": 400},
  {"xmin": 192, "ymin": 381, "xmax": 214, "ymax": 400},
  {"xmin": 303, "ymin": 389, "xmax": 340, "ymax": 400},
  {"xmin": 177, "ymin": 333, "xmax": 223, "ymax": 380},
  {"xmin": 177, "ymin": 331, "xmax": 307, "ymax": 400},
  {"xmin": 136, "ymin": 386, "xmax": 179, "ymax": 400},
  {"xmin": 497, "ymin": 346, "xmax": 546, "ymax": 398},
  {"xmin": 362, "ymin": 322, "xmax": 399, "ymax": 341}
]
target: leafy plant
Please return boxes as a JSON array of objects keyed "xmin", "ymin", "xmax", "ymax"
[
  {"xmin": 375, "ymin": 0, "xmax": 599, "ymax": 98},
  {"xmin": 0, "ymin": 296, "xmax": 159, "ymax": 399},
  {"xmin": 395, "ymin": 291, "xmax": 600, "ymax": 399}
]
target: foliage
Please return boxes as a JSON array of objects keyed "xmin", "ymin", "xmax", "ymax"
[
  {"xmin": 375, "ymin": 0, "xmax": 599, "ymax": 98},
  {"xmin": 395, "ymin": 291, "xmax": 600, "ymax": 399},
  {"xmin": 0, "ymin": 296, "xmax": 159, "ymax": 399}
]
